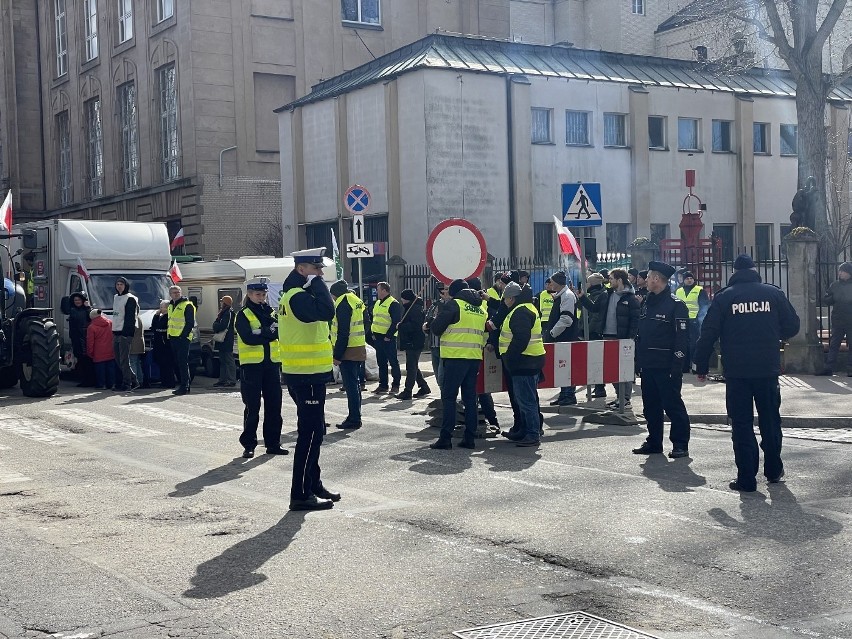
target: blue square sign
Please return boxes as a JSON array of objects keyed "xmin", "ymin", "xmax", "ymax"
[{"xmin": 561, "ymin": 183, "xmax": 602, "ymax": 227}]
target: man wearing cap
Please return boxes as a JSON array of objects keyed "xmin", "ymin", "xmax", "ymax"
[
  {"xmin": 675, "ymin": 271, "xmax": 710, "ymax": 368},
  {"xmin": 279, "ymin": 248, "xmax": 339, "ymax": 511},
  {"xmin": 212, "ymin": 295, "xmax": 237, "ymax": 388},
  {"xmin": 518, "ymin": 271, "xmax": 530, "ymax": 286},
  {"xmin": 499, "ymin": 282, "xmax": 546, "ymax": 447},
  {"xmin": 236, "ymin": 279, "xmax": 286, "ymax": 458},
  {"xmin": 330, "ymin": 280, "xmax": 367, "ymax": 428},
  {"xmin": 428, "ymin": 279, "xmax": 487, "ymax": 450},
  {"xmin": 167, "ymin": 284, "xmax": 195, "ymax": 395},
  {"xmin": 543, "ymin": 271, "xmax": 579, "ymax": 406},
  {"xmin": 633, "ymin": 261, "xmax": 691, "ymax": 458},
  {"xmin": 485, "ymin": 273, "xmax": 511, "ymax": 316},
  {"xmin": 371, "ymin": 282, "xmax": 402, "ymax": 394},
  {"xmin": 694, "ymin": 254, "xmax": 800, "ymax": 492}
]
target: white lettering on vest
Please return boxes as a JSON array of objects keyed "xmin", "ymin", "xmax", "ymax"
[{"xmin": 732, "ymin": 301, "xmax": 771, "ymax": 314}]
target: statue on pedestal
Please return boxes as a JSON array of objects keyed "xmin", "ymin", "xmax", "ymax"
[{"xmin": 790, "ymin": 176, "xmax": 817, "ymax": 230}]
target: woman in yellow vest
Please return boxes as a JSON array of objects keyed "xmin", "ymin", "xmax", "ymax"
[
  {"xmin": 498, "ymin": 282, "xmax": 546, "ymax": 447},
  {"xmin": 235, "ymin": 279, "xmax": 286, "ymax": 459},
  {"xmin": 329, "ymin": 279, "xmax": 367, "ymax": 428},
  {"xmin": 278, "ymin": 248, "xmax": 339, "ymax": 512}
]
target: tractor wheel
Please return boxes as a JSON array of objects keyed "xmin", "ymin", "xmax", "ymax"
[
  {"xmin": 19, "ymin": 319, "xmax": 60, "ymax": 398},
  {"xmin": 0, "ymin": 365, "xmax": 19, "ymax": 389}
]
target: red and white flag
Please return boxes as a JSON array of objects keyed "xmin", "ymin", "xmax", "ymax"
[
  {"xmin": 170, "ymin": 228, "xmax": 185, "ymax": 250},
  {"xmin": 0, "ymin": 190, "xmax": 12, "ymax": 234},
  {"xmin": 552, "ymin": 215, "xmax": 582, "ymax": 257},
  {"xmin": 169, "ymin": 260, "xmax": 183, "ymax": 283},
  {"xmin": 76, "ymin": 256, "xmax": 90, "ymax": 282}
]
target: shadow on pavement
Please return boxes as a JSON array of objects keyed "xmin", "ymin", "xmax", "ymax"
[
  {"xmin": 639, "ymin": 455, "xmax": 707, "ymax": 492},
  {"xmin": 183, "ymin": 511, "xmax": 307, "ymax": 599},
  {"xmin": 169, "ymin": 455, "xmax": 274, "ymax": 498},
  {"xmin": 389, "ymin": 446, "xmax": 473, "ymax": 475}
]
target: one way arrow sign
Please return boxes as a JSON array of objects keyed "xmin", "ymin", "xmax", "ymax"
[{"xmin": 352, "ymin": 214, "xmax": 365, "ymax": 243}]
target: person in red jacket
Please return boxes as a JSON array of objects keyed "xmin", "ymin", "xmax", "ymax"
[{"xmin": 87, "ymin": 309, "xmax": 116, "ymax": 390}]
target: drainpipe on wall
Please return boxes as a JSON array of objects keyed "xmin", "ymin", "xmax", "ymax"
[
  {"xmin": 505, "ymin": 75, "xmax": 517, "ymax": 260},
  {"xmin": 218, "ymin": 146, "xmax": 237, "ymax": 189}
]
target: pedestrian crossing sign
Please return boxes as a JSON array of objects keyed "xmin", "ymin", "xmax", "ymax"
[{"xmin": 561, "ymin": 182, "xmax": 603, "ymax": 227}]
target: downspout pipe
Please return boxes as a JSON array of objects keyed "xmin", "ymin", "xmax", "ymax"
[
  {"xmin": 505, "ymin": 74, "xmax": 517, "ymax": 260},
  {"xmin": 219, "ymin": 146, "xmax": 237, "ymax": 189}
]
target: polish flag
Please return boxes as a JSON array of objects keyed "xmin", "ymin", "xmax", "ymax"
[
  {"xmin": 169, "ymin": 260, "xmax": 183, "ymax": 283},
  {"xmin": 552, "ymin": 215, "xmax": 582, "ymax": 257},
  {"xmin": 76, "ymin": 256, "xmax": 90, "ymax": 282},
  {"xmin": 0, "ymin": 190, "xmax": 12, "ymax": 234},
  {"xmin": 170, "ymin": 228, "xmax": 185, "ymax": 250}
]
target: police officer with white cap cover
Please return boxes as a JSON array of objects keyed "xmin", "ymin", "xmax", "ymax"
[{"xmin": 278, "ymin": 247, "xmax": 340, "ymax": 511}]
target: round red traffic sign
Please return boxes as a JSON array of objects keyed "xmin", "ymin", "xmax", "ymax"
[{"xmin": 426, "ymin": 219, "xmax": 487, "ymax": 285}]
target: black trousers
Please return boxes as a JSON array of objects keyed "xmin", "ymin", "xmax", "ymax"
[
  {"xmin": 153, "ymin": 343, "xmax": 175, "ymax": 386},
  {"xmin": 287, "ymin": 382, "xmax": 327, "ymax": 501},
  {"xmin": 726, "ymin": 376, "xmax": 783, "ymax": 489},
  {"xmin": 402, "ymin": 349, "xmax": 427, "ymax": 391},
  {"xmin": 170, "ymin": 338, "xmax": 191, "ymax": 390},
  {"xmin": 640, "ymin": 369, "xmax": 691, "ymax": 450},
  {"xmin": 74, "ymin": 353, "xmax": 96, "ymax": 386},
  {"xmin": 239, "ymin": 361, "xmax": 283, "ymax": 452}
]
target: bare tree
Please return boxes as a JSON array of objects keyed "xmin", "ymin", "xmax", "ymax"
[{"xmin": 247, "ymin": 214, "xmax": 285, "ymax": 258}]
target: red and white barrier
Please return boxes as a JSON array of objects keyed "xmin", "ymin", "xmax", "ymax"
[{"xmin": 477, "ymin": 340, "xmax": 635, "ymax": 393}]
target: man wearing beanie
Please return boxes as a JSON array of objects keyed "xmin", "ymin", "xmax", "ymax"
[
  {"xmin": 428, "ymin": 279, "xmax": 487, "ymax": 450},
  {"xmin": 212, "ymin": 294, "xmax": 237, "ymax": 387},
  {"xmin": 543, "ymin": 271, "xmax": 579, "ymax": 406},
  {"xmin": 694, "ymin": 254, "xmax": 800, "ymax": 492},
  {"xmin": 329, "ymin": 280, "xmax": 367, "ymax": 428},
  {"xmin": 818, "ymin": 261, "xmax": 852, "ymax": 376},
  {"xmin": 371, "ymin": 282, "xmax": 402, "ymax": 394},
  {"xmin": 396, "ymin": 288, "xmax": 430, "ymax": 400}
]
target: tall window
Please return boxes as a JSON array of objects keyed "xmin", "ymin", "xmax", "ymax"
[
  {"xmin": 678, "ymin": 118, "xmax": 700, "ymax": 151},
  {"xmin": 632, "ymin": 0, "xmax": 645, "ymax": 15},
  {"xmin": 117, "ymin": 0, "xmax": 133, "ymax": 43},
  {"xmin": 83, "ymin": 0, "xmax": 98, "ymax": 61},
  {"xmin": 604, "ymin": 113, "xmax": 627, "ymax": 147},
  {"xmin": 755, "ymin": 224, "xmax": 773, "ymax": 261},
  {"xmin": 156, "ymin": 0, "xmax": 174, "ymax": 22},
  {"xmin": 565, "ymin": 110, "xmax": 590, "ymax": 146},
  {"xmin": 54, "ymin": 0, "xmax": 67, "ymax": 76},
  {"xmin": 648, "ymin": 115, "xmax": 666, "ymax": 149},
  {"xmin": 534, "ymin": 222, "xmax": 554, "ymax": 265},
  {"xmin": 85, "ymin": 98, "xmax": 104, "ymax": 198},
  {"xmin": 753, "ymin": 122, "xmax": 769, "ymax": 154},
  {"xmin": 606, "ymin": 223, "xmax": 629, "ymax": 252},
  {"xmin": 712, "ymin": 224, "xmax": 736, "ymax": 261},
  {"xmin": 712, "ymin": 120, "xmax": 732, "ymax": 152},
  {"xmin": 531, "ymin": 108, "xmax": 552, "ymax": 144},
  {"xmin": 158, "ymin": 64, "xmax": 180, "ymax": 181},
  {"xmin": 342, "ymin": 0, "xmax": 380, "ymax": 25},
  {"xmin": 780, "ymin": 124, "xmax": 798, "ymax": 155},
  {"xmin": 118, "ymin": 82, "xmax": 139, "ymax": 190},
  {"xmin": 56, "ymin": 111, "xmax": 72, "ymax": 205}
]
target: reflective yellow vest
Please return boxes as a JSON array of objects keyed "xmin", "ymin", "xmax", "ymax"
[
  {"xmin": 676, "ymin": 286, "xmax": 701, "ymax": 319},
  {"xmin": 371, "ymin": 295, "xmax": 397, "ymax": 336},
  {"xmin": 278, "ymin": 288, "xmax": 333, "ymax": 374},
  {"xmin": 499, "ymin": 303, "xmax": 546, "ymax": 357},
  {"xmin": 486, "ymin": 287, "xmax": 501, "ymax": 301},
  {"xmin": 167, "ymin": 300, "xmax": 195, "ymax": 340},
  {"xmin": 538, "ymin": 290, "xmax": 554, "ymax": 321},
  {"xmin": 237, "ymin": 307, "xmax": 280, "ymax": 364},
  {"xmin": 332, "ymin": 292, "xmax": 366, "ymax": 348},
  {"xmin": 440, "ymin": 298, "xmax": 486, "ymax": 360}
]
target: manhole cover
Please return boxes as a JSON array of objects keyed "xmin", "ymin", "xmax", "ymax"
[{"xmin": 454, "ymin": 611, "xmax": 663, "ymax": 639}]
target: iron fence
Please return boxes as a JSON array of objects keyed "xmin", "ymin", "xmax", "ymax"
[{"xmin": 660, "ymin": 244, "xmax": 788, "ymax": 296}]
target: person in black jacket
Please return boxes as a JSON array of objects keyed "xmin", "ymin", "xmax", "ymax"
[
  {"xmin": 694, "ymin": 254, "xmax": 800, "ymax": 492},
  {"xmin": 634, "ymin": 270, "xmax": 649, "ymax": 305},
  {"xmin": 818, "ymin": 261, "xmax": 852, "ymax": 376},
  {"xmin": 112, "ymin": 277, "xmax": 139, "ymax": 391},
  {"xmin": 396, "ymin": 289, "xmax": 430, "ymax": 400},
  {"xmin": 212, "ymin": 295, "xmax": 237, "ymax": 387},
  {"xmin": 633, "ymin": 261, "xmax": 691, "ymax": 459},
  {"xmin": 66, "ymin": 291, "xmax": 95, "ymax": 386},
  {"xmin": 150, "ymin": 300, "xmax": 175, "ymax": 387},
  {"xmin": 544, "ymin": 271, "xmax": 579, "ymax": 406}
]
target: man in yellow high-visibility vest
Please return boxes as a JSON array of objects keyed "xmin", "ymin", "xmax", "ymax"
[
  {"xmin": 370, "ymin": 281, "xmax": 402, "ymax": 393},
  {"xmin": 330, "ymin": 279, "xmax": 367, "ymax": 429},
  {"xmin": 675, "ymin": 270, "xmax": 710, "ymax": 368},
  {"xmin": 279, "ymin": 248, "xmax": 339, "ymax": 511},
  {"xmin": 167, "ymin": 284, "xmax": 194, "ymax": 395}
]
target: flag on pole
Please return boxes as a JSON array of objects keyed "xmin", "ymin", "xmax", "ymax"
[
  {"xmin": 76, "ymin": 256, "xmax": 90, "ymax": 282},
  {"xmin": 552, "ymin": 215, "xmax": 583, "ymax": 257},
  {"xmin": 0, "ymin": 190, "xmax": 12, "ymax": 234},
  {"xmin": 330, "ymin": 228, "xmax": 343, "ymax": 280},
  {"xmin": 169, "ymin": 260, "xmax": 183, "ymax": 283},
  {"xmin": 170, "ymin": 228, "xmax": 185, "ymax": 251}
]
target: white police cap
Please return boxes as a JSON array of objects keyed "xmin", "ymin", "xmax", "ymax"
[
  {"xmin": 291, "ymin": 247, "xmax": 326, "ymax": 265},
  {"xmin": 246, "ymin": 277, "xmax": 269, "ymax": 291}
]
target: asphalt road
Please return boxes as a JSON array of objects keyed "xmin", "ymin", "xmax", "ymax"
[{"xmin": 1, "ymin": 376, "xmax": 850, "ymax": 639}]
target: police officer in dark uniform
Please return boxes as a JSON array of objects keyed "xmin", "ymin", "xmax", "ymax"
[
  {"xmin": 235, "ymin": 278, "xmax": 287, "ymax": 459},
  {"xmin": 694, "ymin": 254, "xmax": 800, "ymax": 492},
  {"xmin": 633, "ymin": 261, "xmax": 692, "ymax": 458}
]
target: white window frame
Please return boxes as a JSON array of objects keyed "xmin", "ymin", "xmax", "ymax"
[
  {"xmin": 55, "ymin": 0, "xmax": 68, "ymax": 76},
  {"xmin": 57, "ymin": 111, "xmax": 72, "ymax": 205},
  {"xmin": 83, "ymin": 0, "xmax": 98, "ymax": 61},
  {"xmin": 712, "ymin": 119, "xmax": 732, "ymax": 152},
  {"xmin": 677, "ymin": 117, "xmax": 701, "ymax": 151},
  {"xmin": 780, "ymin": 124, "xmax": 798, "ymax": 156},
  {"xmin": 156, "ymin": 0, "xmax": 174, "ymax": 23},
  {"xmin": 158, "ymin": 64, "xmax": 180, "ymax": 181},
  {"xmin": 753, "ymin": 122, "xmax": 770, "ymax": 154},
  {"xmin": 118, "ymin": 82, "xmax": 139, "ymax": 191},
  {"xmin": 531, "ymin": 107, "xmax": 553, "ymax": 144},
  {"xmin": 85, "ymin": 98, "xmax": 104, "ymax": 198},
  {"xmin": 631, "ymin": 0, "xmax": 645, "ymax": 15},
  {"xmin": 565, "ymin": 110, "xmax": 591, "ymax": 146},
  {"xmin": 117, "ymin": 0, "xmax": 133, "ymax": 43},
  {"xmin": 603, "ymin": 113, "xmax": 627, "ymax": 147},
  {"xmin": 648, "ymin": 115, "xmax": 667, "ymax": 150},
  {"xmin": 342, "ymin": 0, "xmax": 381, "ymax": 26}
]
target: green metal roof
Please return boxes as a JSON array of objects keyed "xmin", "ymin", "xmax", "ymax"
[{"xmin": 276, "ymin": 32, "xmax": 852, "ymax": 111}]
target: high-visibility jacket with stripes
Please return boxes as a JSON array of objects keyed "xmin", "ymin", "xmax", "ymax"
[
  {"xmin": 237, "ymin": 307, "xmax": 281, "ymax": 364},
  {"xmin": 499, "ymin": 303, "xmax": 546, "ymax": 357},
  {"xmin": 538, "ymin": 290, "xmax": 554, "ymax": 321},
  {"xmin": 167, "ymin": 300, "xmax": 195, "ymax": 340},
  {"xmin": 371, "ymin": 295, "xmax": 397, "ymax": 336},
  {"xmin": 676, "ymin": 286, "xmax": 701, "ymax": 319},
  {"xmin": 332, "ymin": 292, "xmax": 366, "ymax": 347},
  {"xmin": 440, "ymin": 299, "xmax": 486, "ymax": 360},
  {"xmin": 278, "ymin": 288, "xmax": 333, "ymax": 374}
]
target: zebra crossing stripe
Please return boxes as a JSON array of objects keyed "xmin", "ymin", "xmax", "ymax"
[
  {"xmin": 0, "ymin": 466, "xmax": 31, "ymax": 484},
  {"xmin": 0, "ymin": 413, "xmax": 71, "ymax": 446},
  {"xmin": 118, "ymin": 405, "xmax": 239, "ymax": 432},
  {"xmin": 43, "ymin": 409, "xmax": 164, "ymax": 438}
]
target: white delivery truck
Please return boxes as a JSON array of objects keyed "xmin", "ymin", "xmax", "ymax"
[
  {"xmin": 12, "ymin": 220, "xmax": 175, "ymax": 369},
  {"xmin": 179, "ymin": 256, "xmax": 336, "ymax": 376}
]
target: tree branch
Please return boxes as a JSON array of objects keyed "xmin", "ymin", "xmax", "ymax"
[
  {"xmin": 814, "ymin": 0, "xmax": 848, "ymax": 51},
  {"xmin": 830, "ymin": 64, "xmax": 852, "ymax": 89},
  {"xmin": 758, "ymin": 0, "xmax": 800, "ymax": 73}
]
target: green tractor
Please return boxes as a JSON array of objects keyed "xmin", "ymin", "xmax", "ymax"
[{"xmin": 1, "ymin": 244, "xmax": 60, "ymax": 397}]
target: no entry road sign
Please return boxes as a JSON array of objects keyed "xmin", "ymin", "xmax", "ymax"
[{"xmin": 426, "ymin": 219, "xmax": 487, "ymax": 285}]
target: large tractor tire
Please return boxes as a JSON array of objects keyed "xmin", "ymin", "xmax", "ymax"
[
  {"xmin": 19, "ymin": 319, "xmax": 60, "ymax": 398},
  {"xmin": 0, "ymin": 366, "xmax": 19, "ymax": 389}
]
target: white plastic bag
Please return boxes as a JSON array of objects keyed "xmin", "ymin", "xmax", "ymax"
[{"xmin": 364, "ymin": 344, "xmax": 379, "ymax": 381}]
